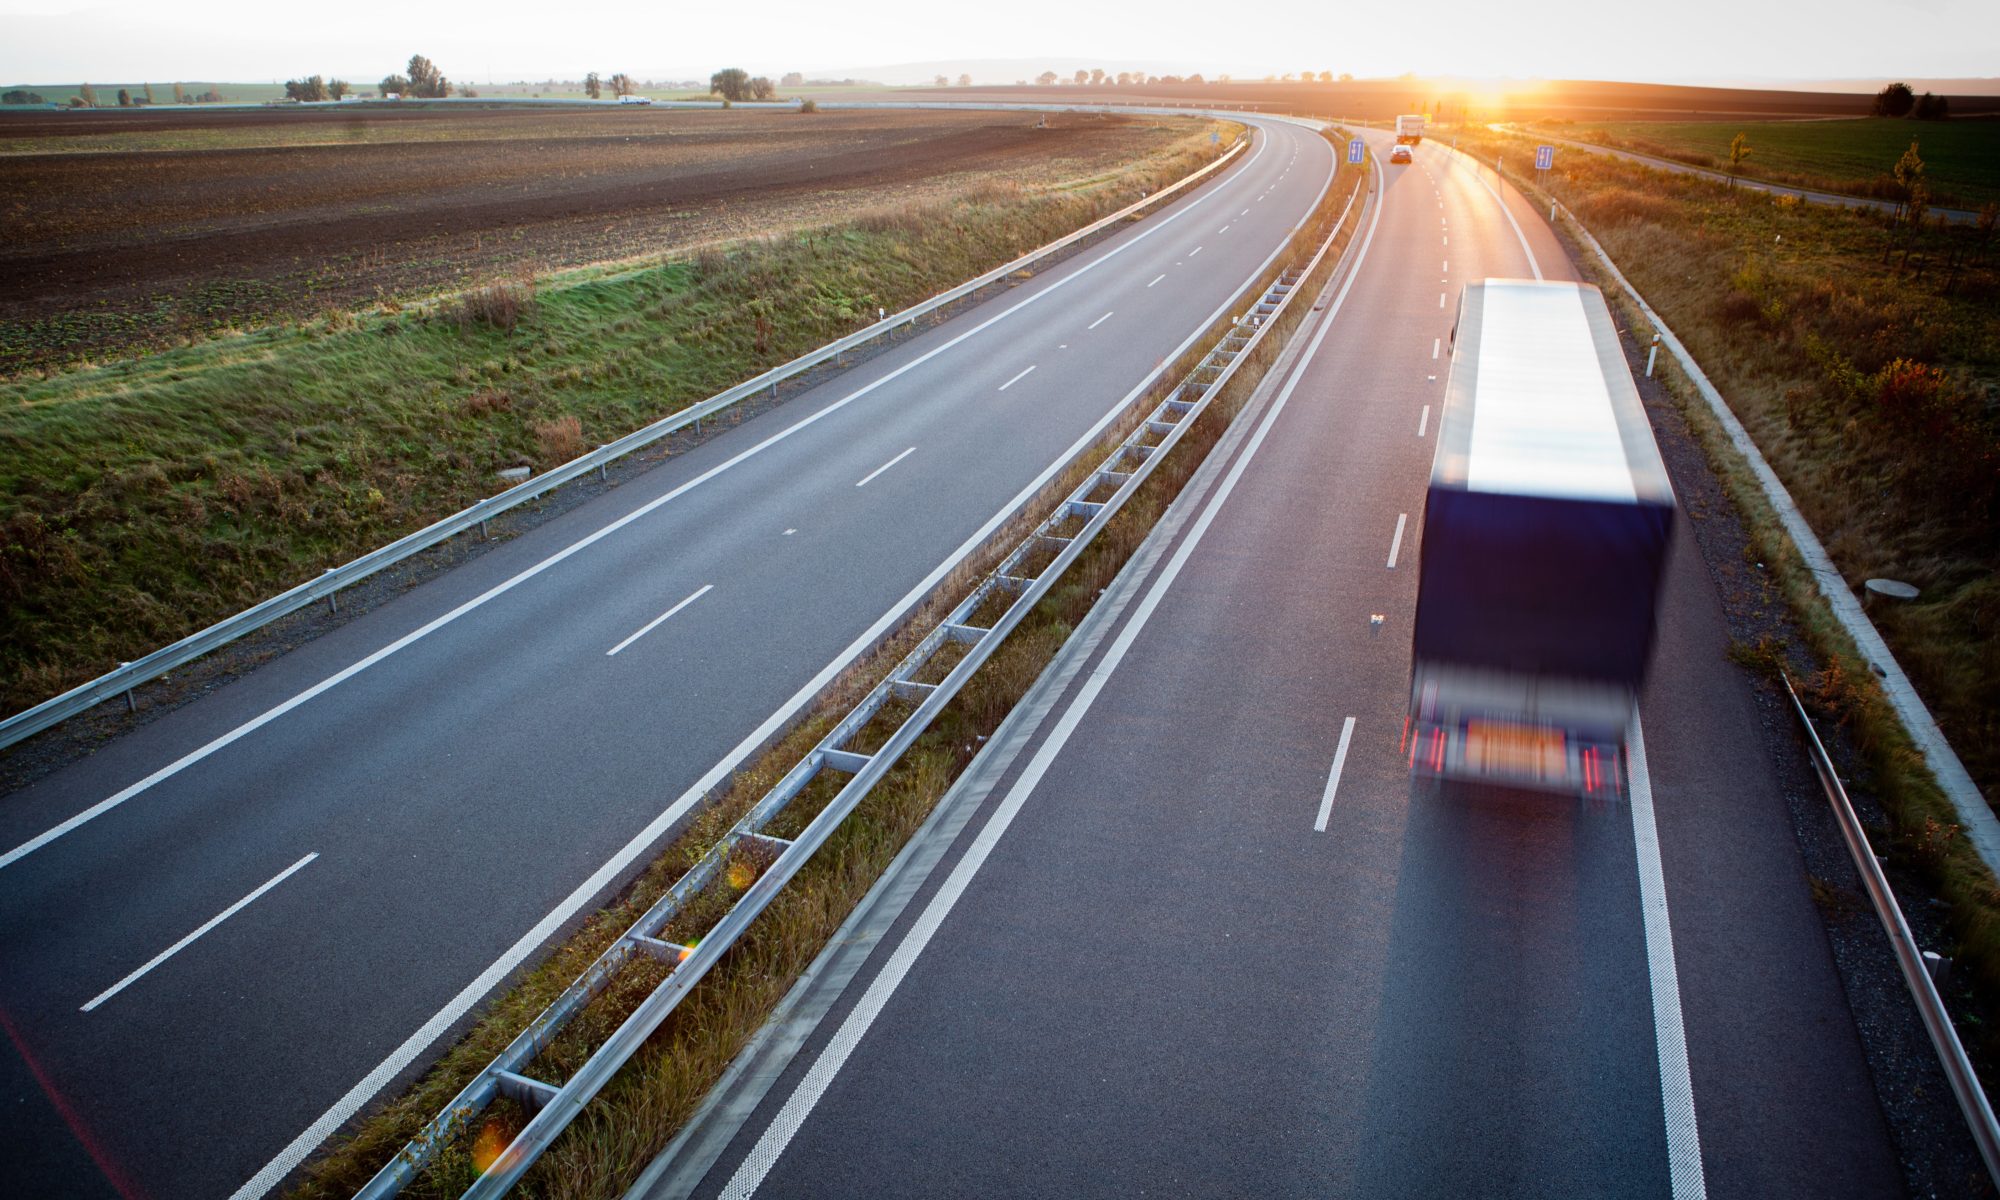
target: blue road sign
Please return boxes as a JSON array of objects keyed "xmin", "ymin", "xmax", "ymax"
[
  {"xmin": 1348, "ymin": 138, "xmax": 1365, "ymax": 164},
  {"xmin": 1535, "ymin": 144, "xmax": 1555, "ymax": 171},
  {"xmin": 1211, "ymin": 131, "xmax": 1220, "ymax": 144}
]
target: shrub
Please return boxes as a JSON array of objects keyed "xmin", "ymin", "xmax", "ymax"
[
  {"xmin": 532, "ymin": 415, "xmax": 584, "ymax": 466},
  {"xmin": 453, "ymin": 281, "xmax": 537, "ymax": 333},
  {"xmin": 798, "ymin": 98, "xmax": 818, "ymax": 114}
]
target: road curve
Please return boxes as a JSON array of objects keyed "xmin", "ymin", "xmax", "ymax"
[
  {"xmin": 0, "ymin": 116, "xmax": 1337, "ymax": 1199},
  {"xmin": 639, "ymin": 131, "xmax": 1915, "ymax": 1199}
]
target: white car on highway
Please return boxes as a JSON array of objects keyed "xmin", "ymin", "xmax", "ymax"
[{"xmin": 1389, "ymin": 144, "xmax": 1413, "ymax": 164}]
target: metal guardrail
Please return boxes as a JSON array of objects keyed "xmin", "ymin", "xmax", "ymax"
[
  {"xmin": 0, "ymin": 132, "xmax": 1250, "ymax": 754},
  {"xmin": 1783, "ymin": 675, "xmax": 2000, "ymax": 1187},
  {"xmin": 356, "ymin": 173, "xmax": 1362, "ymax": 1198}
]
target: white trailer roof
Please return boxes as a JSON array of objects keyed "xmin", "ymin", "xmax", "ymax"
[{"xmin": 1432, "ymin": 279, "xmax": 1673, "ymax": 505}]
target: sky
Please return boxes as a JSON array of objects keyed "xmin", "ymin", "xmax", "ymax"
[{"xmin": 1, "ymin": 0, "xmax": 1994, "ymax": 86}]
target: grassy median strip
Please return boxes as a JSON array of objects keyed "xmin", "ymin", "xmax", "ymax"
[
  {"xmin": 287, "ymin": 136, "xmax": 1363, "ymax": 1199},
  {"xmin": 1455, "ymin": 128, "xmax": 2000, "ymax": 1065},
  {"xmin": 0, "ymin": 117, "xmax": 1234, "ymax": 724}
]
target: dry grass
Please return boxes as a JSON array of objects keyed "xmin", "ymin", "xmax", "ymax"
[{"xmin": 284, "ymin": 138, "xmax": 1363, "ymax": 1200}]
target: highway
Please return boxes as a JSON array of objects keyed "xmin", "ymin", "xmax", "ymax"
[
  {"xmin": 0, "ymin": 117, "xmax": 1338, "ymax": 1198},
  {"xmin": 639, "ymin": 131, "xmax": 1914, "ymax": 1199}
]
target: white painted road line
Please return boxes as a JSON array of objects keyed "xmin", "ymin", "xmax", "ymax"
[
  {"xmin": 1088, "ymin": 311, "xmax": 1114, "ymax": 331},
  {"xmin": 1438, "ymin": 292, "xmax": 1446, "ymax": 308},
  {"xmin": 1387, "ymin": 513, "xmax": 1408, "ymax": 568},
  {"xmin": 1418, "ymin": 405, "xmax": 1430, "ymax": 437},
  {"xmin": 1443, "ymin": 260, "xmax": 1448, "ymax": 272},
  {"xmin": 1147, "ymin": 274, "xmax": 1165, "ymax": 288},
  {"xmin": 83, "ymin": 853, "xmax": 319, "ymax": 1013},
  {"xmin": 0, "ymin": 124, "xmax": 1284, "ymax": 879},
  {"xmin": 1431, "ymin": 337, "xmax": 1440, "ymax": 359},
  {"xmin": 716, "ymin": 148, "xmax": 1386, "ymax": 1200},
  {"xmin": 997, "ymin": 364, "xmax": 1036, "ymax": 391},
  {"xmin": 1218, "ymin": 224, "xmax": 1231, "ymax": 234},
  {"xmin": 1628, "ymin": 715, "xmax": 1710, "ymax": 1198},
  {"xmin": 1190, "ymin": 246, "xmax": 1204, "ymax": 257},
  {"xmin": 606, "ymin": 584, "xmax": 714, "ymax": 657},
  {"xmin": 1313, "ymin": 718, "xmax": 1357, "ymax": 833},
  {"xmin": 1240, "ymin": 208, "xmax": 1249, "ymax": 216},
  {"xmin": 855, "ymin": 446, "xmax": 916, "ymax": 488}
]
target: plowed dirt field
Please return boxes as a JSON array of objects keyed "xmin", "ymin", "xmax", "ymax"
[{"xmin": 0, "ymin": 104, "xmax": 1185, "ymax": 370}]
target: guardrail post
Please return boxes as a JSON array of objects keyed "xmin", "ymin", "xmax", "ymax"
[
  {"xmin": 1926, "ymin": 950, "xmax": 1953, "ymax": 988},
  {"xmin": 324, "ymin": 569, "xmax": 339, "ymax": 614},
  {"xmin": 598, "ymin": 450, "xmax": 609, "ymax": 484},
  {"xmin": 120, "ymin": 664, "xmax": 134, "ymax": 713},
  {"xmin": 480, "ymin": 518, "xmax": 490, "ymax": 539}
]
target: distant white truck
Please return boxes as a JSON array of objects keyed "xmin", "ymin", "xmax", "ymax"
[
  {"xmin": 618, "ymin": 94, "xmax": 653, "ymax": 106},
  {"xmin": 1395, "ymin": 114, "xmax": 1426, "ymax": 144},
  {"xmin": 1407, "ymin": 279, "xmax": 1677, "ymax": 799}
]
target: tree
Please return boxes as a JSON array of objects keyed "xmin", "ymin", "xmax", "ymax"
[
  {"xmin": 609, "ymin": 73, "xmax": 636, "ymax": 97},
  {"xmin": 143, "ymin": 82, "xmax": 155, "ymax": 104},
  {"xmin": 328, "ymin": 79, "xmax": 349, "ymax": 100},
  {"xmin": 79, "ymin": 81, "xmax": 97, "ymax": 106},
  {"xmin": 1090, "ymin": 68, "xmax": 1105, "ymax": 86},
  {"xmin": 710, "ymin": 68, "xmax": 750, "ymax": 101},
  {"xmin": 1073, "ymin": 69, "xmax": 1089, "ymax": 85},
  {"xmin": 1187, "ymin": 73, "xmax": 1204, "ymax": 85},
  {"xmin": 1037, "ymin": 70, "xmax": 1058, "ymax": 86},
  {"xmin": 380, "ymin": 73, "xmax": 409, "ymax": 97},
  {"xmin": 1872, "ymin": 81, "xmax": 1915, "ymax": 118},
  {"xmin": 751, "ymin": 76, "xmax": 776, "ymax": 100},
  {"xmin": 2, "ymin": 90, "xmax": 45, "ymax": 104},
  {"xmin": 405, "ymin": 54, "xmax": 449, "ymax": 98},
  {"xmin": 199, "ymin": 89, "xmax": 221, "ymax": 102},
  {"xmin": 1338, "ymin": 72, "xmax": 1353, "ymax": 82},
  {"xmin": 1115, "ymin": 71, "xmax": 1131, "ymax": 86},
  {"xmin": 933, "ymin": 74, "xmax": 949, "ymax": 87},
  {"xmin": 1892, "ymin": 139, "xmax": 1927, "ymax": 223},
  {"xmin": 116, "ymin": 88, "xmax": 132, "ymax": 107},
  {"xmin": 956, "ymin": 74, "xmax": 971, "ymax": 87},
  {"xmin": 781, "ymin": 72, "xmax": 803, "ymax": 87},
  {"xmin": 284, "ymin": 76, "xmax": 329, "ymax": 102},
  {"xmin": 584, "ymin": 71, "xmax": 601, "ymax": 99},
  {"xmin": 1726, "ymin": 132, "xmax": 1751, "ymax": 188},
  {"xmin": 172, "ymin": 82, "xmax": 186, "ymax": 103},
  {"xmin": 1914, "ymin": 91, "xmax": 1949, "ymax": 120}
]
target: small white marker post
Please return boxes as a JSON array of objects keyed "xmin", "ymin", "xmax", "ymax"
[{"xmin": 1646, "ymin": 332, "xmax": 1662, "ymax": 378}]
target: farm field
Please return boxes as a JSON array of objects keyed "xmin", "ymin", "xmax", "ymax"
[
  {"xmin": 1552, "ymin": 116, "xmax": 2000, "ymax": 208},
  {"xmin": 0, "ymin": 104, "xmax": 1183, "ymax": 371}
]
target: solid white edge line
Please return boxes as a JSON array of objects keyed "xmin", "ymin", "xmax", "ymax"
[
  {"xmin": 82, "ymin": 853, "xmax": 318, "ymax": 1013},
  {"xmin": 228, "ymin": 121, "xmax": 1334, "ymax": 1200},
  {"xmin": 997, "ymin": 364, "xmax": 1036, "ymax": 392},
  {"xmin": 1455, "ymin": 149, "xmax": 1542, "ymax": 280},
  {"xmin": 719, "ymin": 139, "xmax": 1383, "ymax": 1199},
  {"xmin": 1418, "ymin": 406, "xmax": 1430, "ymax": 438},
  {"xmin": 0, "ymin": 125, "xmax": 1276, "ymax": 878},
  {"xmin": 606, "ymin": 584, "xmax": 715, "ymax": 657},
  {"xmin": 1313, "ymin": 717, "xmax": 1357, "ymax": 833},
  {"xmin": 1386, "ymin": 512, "xmax": 1408, "ymax": 569},
  {"xmin": 854, "ymin": 446, "xmax": 916, "ymax": 488},
  {"xmin": 1087, "ymin": 311, "xmax": 1114, "ymax": 331},
  {"xmin": 1627, "ymin": 715, "xmax": 1708, "ymax": 1199}
]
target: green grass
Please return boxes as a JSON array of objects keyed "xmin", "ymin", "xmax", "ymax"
[
  {"xmin": 0, "ymin": 122, "xmax": 1236, "ymax": 722},
  {"xmin": 2, "ymin": 81, "xmax": 287, "ymax": 106},
  {"xmin": 1553, "ymin": 117, "xmax": 2000, "ymax": 209}
]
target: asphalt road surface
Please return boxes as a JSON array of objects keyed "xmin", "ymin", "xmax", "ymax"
[
  {"xmin": 0, "ymin": 117, "xmax": 1338, "ymax": 1199},
  {"xmin": 646, "ymin": 131, "xmax": 1910, "ymax": 1200}
]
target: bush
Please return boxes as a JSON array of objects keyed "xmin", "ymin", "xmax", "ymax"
[
  {"xmin": 798, "ymin": 98, "xmax": 818, "ymax": 114},
  {"xmin": 452, "ymin": 281, "xmax": 537, "ymax": 333},
  {"xmin": 532, "ymin": 415, "xmax": 584, "ymax": 466}
]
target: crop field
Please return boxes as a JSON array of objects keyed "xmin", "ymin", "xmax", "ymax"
[
  {"xmin": 0, "ymin": 104, "xmax": 1187, "ymax": 371},
  {"xmin": 1554, "ymin": 116, "xmax": 2000, "ymax": 208}
]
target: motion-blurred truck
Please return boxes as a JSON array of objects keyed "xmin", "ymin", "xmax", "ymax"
[
  {"xmin": 1407, "ymin": 279, "xmax": 1676, "ymax": 799},
  {"xmin": 1394, "ymin": 114, "xmax": 1426, "ymax": 144}
]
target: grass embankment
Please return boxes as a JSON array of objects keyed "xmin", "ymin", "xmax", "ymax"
[
  {"xmin": 1550, "ymin": 117, "xmax": 2000, "ymax": 210},
  {"xmin": 288, "ymin": 138, "xmax": 1364, "ymax": 1200},
  {"xmin": 1455, "ymin": 126, "xmax": 2000, "ymax": 1052},
  {"xmin": 0, "ymin": 119, "xmax": 1231, "ymax": 722}
]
